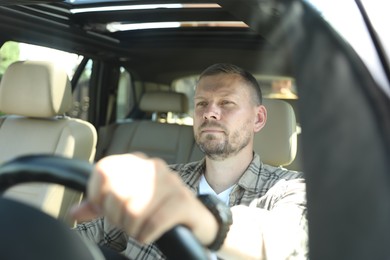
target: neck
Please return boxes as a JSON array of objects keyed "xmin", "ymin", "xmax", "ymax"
[{"xmin": 204, "ymin": 147, "xmax": 254, "ymax": 194}]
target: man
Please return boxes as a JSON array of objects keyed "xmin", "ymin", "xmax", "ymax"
[{"xmin": 72, "ymin": 63, "xmax": 307, "ymax": 259}]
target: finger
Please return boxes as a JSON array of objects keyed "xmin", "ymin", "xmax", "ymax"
[
  {"xmin": 137, "ymin": 188, "xmax": 217, "ymax": 246},
  {"xmin": 87, "ymin": 164, "xmax": 109, "ymax": 207},
  {"xmin": 121, "ymin": 183, "xmax": 165, "ymax": 239},
  {"xmin": 102, "ymin": 192, "xmax": 126, "ymax": 227},
  {"xmin": 131, "ymin": 152, "xmax": 149, "ymax": 159},
  {"xmin": 137, "ymin": 196, "xmax": 190, "ymax": 244},
  {"xmin": 117, "ymin": 157, "xmax": 169, "ymax": 237},
  {"xmin": 70, "ymin": 201, "xmax": 102, "ymax": 222},
  {"xmin": 135, "ymin": 184, "xmax": 196, "ymax": 244}
]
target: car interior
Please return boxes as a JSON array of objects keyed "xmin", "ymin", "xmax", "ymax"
[
  {"xmin": 0, "ymin": 1, "xmax": 303, "ymax": 226},
  {"xmin": 0, "ymin": 59, "xmax": 300, "ymax": 225},
  {"xmin": 0, "ymin": 0, "xmax": 389, "ymax": 259}
]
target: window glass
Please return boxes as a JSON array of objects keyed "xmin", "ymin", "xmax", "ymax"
[
  {"xmin": 173, "ymin": 75, "xmax": 197, "ymax": 118},
  {"xmin": 257, "ymin": 76, "xmax": 298, "ymax": 100},
  {"xmin": 0, "ymin": 41, "xmax": 20, "ymax": 79},
  {"xmin": 0, "ymin": 41, "xmax": 20, "ymax": 116},
  {"xmin": 361, "ymin": 0, "xmax": 390, "ymax": 60},
  {"xmin": 69, "ymin": 59, "xmax": 92, "ymax": 120},
  {"xmin": 305, "ymin": 0, "xmax": 390, "ymax": 96},
  {"xmin": 172, "ymin": 76, "xmax": 197, "ymax": 125}
]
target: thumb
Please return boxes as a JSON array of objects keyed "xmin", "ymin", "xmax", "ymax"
[{"xmin": 70, "ymin": 200, "xmax": 102, "ymax": 222}]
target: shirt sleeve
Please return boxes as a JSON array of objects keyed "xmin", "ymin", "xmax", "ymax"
[
  {"xmin": 75, "ymin": 217, "xmax": 129, "ymax": 252},
  {"xmin": 221, "ymin": 178, "xmax": 308, "ymax": 259},
  {"xmin": 256, "ymin": 178, "xmax": 308, "ymax": 259}
]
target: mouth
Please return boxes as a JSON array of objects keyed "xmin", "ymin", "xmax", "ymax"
[
  {"xmin": 201, "ymin": 128, "xmax": 224, "ymax": 134},
  {"xmin": 199, "ymin": 127, "xmax": 226, "ymax": 136},
  {"xmin": 198, "ymin": 122, "xmax": 227, "ymax": 135}
]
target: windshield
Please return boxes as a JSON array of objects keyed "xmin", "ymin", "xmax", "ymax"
[{"xmin": 306, "ymin": 0, "xmax": 390, "ymax": 97}]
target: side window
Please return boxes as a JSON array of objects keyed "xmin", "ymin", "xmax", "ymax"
[
  {"xmin": 116, "ymin": 67, "xmax": 135, "ymax": 122},
  {"xmin": 173, "ymin": 75, "xmax": 197, "ymax": 125},
  {"xmin": 258, "ymin": 77, "xmax": 298, "ymax": 100},
  {"xmin": 0, "ymin": 41, "xmax": 20, "ymax": 79},
  {"xmin": 0, "ymin": 41, "xmax": 20, "ymax": 116},
  {"xmin": 69, "ymin": 59, "xmax": 92, "ymax": 120}
]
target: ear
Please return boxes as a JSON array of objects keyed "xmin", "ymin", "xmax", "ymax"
[{"xmin": 254, "ymin": 105, "xmax": 267, "ymax": 133}]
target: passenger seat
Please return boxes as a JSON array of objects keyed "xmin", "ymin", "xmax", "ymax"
[{"xmin": 0, "ymin": 60, "xmax": 97, "ymax": 225}]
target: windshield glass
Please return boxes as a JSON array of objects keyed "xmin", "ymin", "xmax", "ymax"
[{"xmin": 306, "ymin": 0, "xmax": 390, "ymax": 97}]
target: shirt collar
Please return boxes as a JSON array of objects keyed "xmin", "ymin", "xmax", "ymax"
[
  {"xmin": 236, "ymin": 153, "xmax": 264, "ymax": 193},
  {"xmin": 180, "ymin": 153, "xmax": 263, "ymax": 194}
]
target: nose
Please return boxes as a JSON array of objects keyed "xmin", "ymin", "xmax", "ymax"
[{"xmin": 203, "ymin": 104, "xmax": 220, "ymax": 120}]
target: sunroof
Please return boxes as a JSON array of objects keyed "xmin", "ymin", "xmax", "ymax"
[
  {"xmin": 67, "ymin": 2, "xmax": 246, "ymax": 31},
  {"xmin": 107, "ymin": 21, "xmax": 248, "ymax": 32},
  {"xmin": 65, "ymin": 0, "xmax": 131, "ymax": 4},
  {"xmin": 70, "ymin": 3, "xmax": 220, "ymax": 14},
  {"xmin": 66, "ymin": 0, "xmax": 248, "ymax": 32}
]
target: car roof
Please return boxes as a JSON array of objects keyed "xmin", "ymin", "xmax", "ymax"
[{"xmin": 0, "ymin": 0, "xmax": 290, "ymax": 84}]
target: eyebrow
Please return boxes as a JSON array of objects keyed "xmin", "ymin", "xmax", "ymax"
[{"xmin": 194, "ymin": 92, "xmax": 240, "ymax": 100}]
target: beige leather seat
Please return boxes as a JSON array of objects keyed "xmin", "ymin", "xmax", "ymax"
[
  {"xmin": 253, "ymin": 98, "xmax": 298, "ymax": 167},
  {"xmin": 0, "ymin": 60, "xmax": 97, "ymax": 224},
  {"xmin": 95, "ymin": 91, "xmax": 198, "ymax": 164}
]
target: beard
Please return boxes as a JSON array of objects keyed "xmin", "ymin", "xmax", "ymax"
[{"xmin": 195, "ymin": 120, "xmax": 252, "ymax": 160}]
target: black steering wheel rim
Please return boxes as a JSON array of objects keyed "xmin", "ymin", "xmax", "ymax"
[{"xmin": 0, "ymin": 154, "xmax": 208, "ymax": 260}]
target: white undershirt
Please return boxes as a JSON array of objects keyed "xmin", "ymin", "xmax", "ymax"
[{"xmin": 198, "ymin": 174, "xmax": 234, "ymax": 205}]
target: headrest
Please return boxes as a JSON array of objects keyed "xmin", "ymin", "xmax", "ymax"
[
  {"xmin": 0, "ymin": 61, "xmax": 72, "ymax": 117},
  {"xmin": 139, "ymin": 91, "xmax": 188, "ymax": 113},
  {"xmin": 254, "ymin": 99, "xmax": 298, "ymax": 166}
]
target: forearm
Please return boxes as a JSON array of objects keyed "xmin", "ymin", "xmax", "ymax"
[
  {"xmin": 218, "ymin": 179, "xmax": 308, "ymax": 259},
  {"xmin": 219, "ymin": 206, "xmax": 307, "ymax": 259}
]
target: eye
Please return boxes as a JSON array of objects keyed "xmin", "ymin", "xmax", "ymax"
[
  {"xmin": 220, "ymin": 100, "xmax": 234, "ymax": 106},
  {"xmin": 196, "ymin": 101, "xmax": 207, "ymax": 107}
]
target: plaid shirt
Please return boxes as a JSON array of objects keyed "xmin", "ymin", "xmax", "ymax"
[{"xmin": 76, "ymin": 153, "xmax": 307, "ymax": 259}]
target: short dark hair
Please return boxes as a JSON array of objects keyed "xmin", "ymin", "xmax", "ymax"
[{"xmin": 198, "ymin": 63, "xmax": 262, "ymax": 105}]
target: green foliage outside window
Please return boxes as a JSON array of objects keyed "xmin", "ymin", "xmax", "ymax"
[
  {"xmin": 0, "ymin": 41, "xmax": 20, "ymax": 78},
  {"xmin": 0, "ymin": 41, "xmax": 20, "ymax": 115}
]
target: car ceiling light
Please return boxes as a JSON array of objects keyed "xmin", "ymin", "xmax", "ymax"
[
  {"xmin": 70, "ymin": 3, "xmax": 220, "ymax": 14},
  {"xmin": 106, "ymin": 21, "xmax": 248, "ymax": 32},
  {"xmin": 107, "ymin": 22, "xmax": 181, "ymax": 32}
]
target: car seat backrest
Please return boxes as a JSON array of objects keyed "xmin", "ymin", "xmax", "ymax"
[
  {"xmin": 0, "ymin": 60, "xmax": 97, "ymax": 225},
  {"xmin": 139, "ymin": 91, "xmax": 189, "ymax": 114},
  {"xmin": 254, "ymin": 98, "xmax": 298, "ymax": 167},
  {"xmin": 95, "ymin": 91, "xmax": 199, "ymax": 164}
]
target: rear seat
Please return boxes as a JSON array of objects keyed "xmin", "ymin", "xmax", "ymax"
[
  {"xmin": 95, "ymin": 91, "xmax": 200, "ymax": 164},
  {"xmin": 96, "ymin": 91, "xmax": 298, "ymax": 169}
]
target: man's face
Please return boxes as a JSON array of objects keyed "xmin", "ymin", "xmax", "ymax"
[{"xmin": 193, "ymin": 73, "xmax": 264, "ymax": 160}]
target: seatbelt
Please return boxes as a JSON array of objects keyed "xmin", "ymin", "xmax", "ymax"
[
  {"xmin": 95, "ymin": 90, "xmax": 117, "ymax": 161},
  {"xmin": 94, "ymin": 123, "xmax": 117, "ymax": 161},
  {"xmin": 0, "ymin": 117, "xmax": 6, "ymax": 128},
  {"xmin": 105, "ymin": 93, "xmax": 116, "ymax": 126}
]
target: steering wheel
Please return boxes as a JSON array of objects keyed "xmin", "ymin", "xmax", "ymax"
[{"xmin": 0, "ymin": 154, "xmax": 209, "ymax": 260}]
